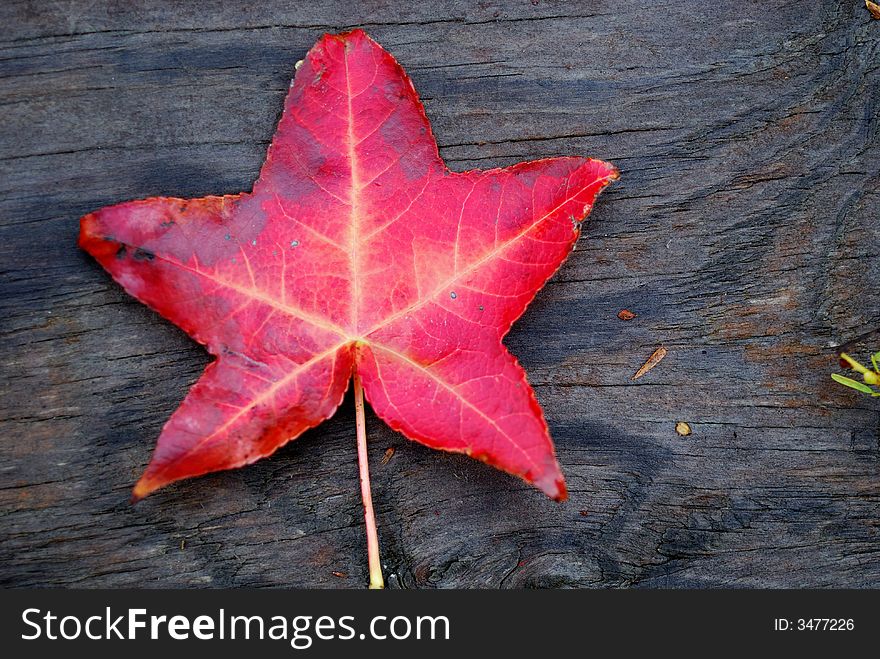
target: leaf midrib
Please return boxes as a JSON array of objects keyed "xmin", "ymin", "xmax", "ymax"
[{"xmin": 344, "ymin": 44, "xmax": 364, "ymax": 335}]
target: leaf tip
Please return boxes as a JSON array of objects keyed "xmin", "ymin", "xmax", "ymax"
[
  {"xmin": 537, "ymin": 471, "xmax": 568, "ymax": 502},
  {"xmin": 323, "ymin": 27, "xmax": 373, "ymax": 49},
  {"xmin": 131, "ymin": 475, "xmax": 159, "ymax": 502},
  {"xmin": 605, "ymin": 162, "xmax": 621, "ymax": 182},
  {"xmin": 552, "ymin": 479, "xmax": 568, "ymax": 502},
  {"xmin": 77, "ymin": 212, "xmax": 100, "ymax": 250}
]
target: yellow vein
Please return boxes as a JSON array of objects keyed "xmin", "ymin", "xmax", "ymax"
[
  {"xmin": 364, "ymin": 175, "xmax": 611, "ymax": 337},
  {"xmin": 361, "ymin": 175, "xmax": 431, "ymax": 242},
  {"xmin": 147, "ymin": 341, "xmax": 348, "ymax": 481},
  {"xmin": 131, "ymin": 247, "xmax": 349, "ymax": 340},
  {"xmin": 370, "ymin": 342, "xmax": 541, "ymax": 472},
  {"xmin": 344, "ymin": 46, "xmax": 363, "ymax": 333},
  {"xmin": 272, "ymin": 193, "xmax": 347, "ymax": 252}
]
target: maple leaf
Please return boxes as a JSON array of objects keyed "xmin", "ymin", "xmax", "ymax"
[{"xmin": 79, "ymin": 30, "xmax": 617, "ymax": 583}]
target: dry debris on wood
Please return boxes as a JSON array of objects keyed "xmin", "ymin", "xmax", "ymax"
[{"xmin": 632, "ymin": 346, "xmax": 668, "ymax": 380}]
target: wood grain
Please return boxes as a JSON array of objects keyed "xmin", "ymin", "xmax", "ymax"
[{"xmin": 1, "ymin": 0, "xmax": 878, "ymax": 588}]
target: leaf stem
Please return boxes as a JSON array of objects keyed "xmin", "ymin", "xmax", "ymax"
[
  {"xmin": 354, "ymin": 371, "xmax": 384, "ymax": 589},
  {"xmin": 840, "ymin": 352, "xmax": 880, "ymax": 385}
]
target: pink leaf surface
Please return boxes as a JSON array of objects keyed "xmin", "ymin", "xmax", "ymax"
[{"xmin": 79, "ymin": 29, "xmax": 618, "ymax": 501}]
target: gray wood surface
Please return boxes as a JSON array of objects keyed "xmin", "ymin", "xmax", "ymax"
[{"xmin": 2, "ymin": 0, "xmax": 879, "ymax": 588}]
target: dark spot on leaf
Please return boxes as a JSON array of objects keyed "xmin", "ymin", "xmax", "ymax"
[
  {"xmin": 290, "ymin": 240, "xmax": 299, "ymax": 247},
  {"xmin": 115, "ymin": 244, "xmax": 127, "ymax": 259},
  {"xmin": 133, "ymin": 248, "xmax": 155, "ymax": 261},
  {"xmin": 160, "ymin": 219, "xmax": 176, "ymax": 228},
  {"xmin": 478, "ymin": 305, "xmax": 484, "ymax": 311},
  {"xmin": 450, "ymin": 291, "xmax": 457, "ymax": 299},
  {"xmin": 225, "ymin": 233, "xmax": 231, "ymax": 240}
]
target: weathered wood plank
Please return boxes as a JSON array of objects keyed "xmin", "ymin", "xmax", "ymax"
[{"xmin": 1, "ymin": 0, "xmax": 878, "ymax": 588}]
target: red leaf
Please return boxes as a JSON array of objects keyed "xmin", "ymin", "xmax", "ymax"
[{"xmin": 79, "ymin": 30, "xmax": 617, "ymax": 502}]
